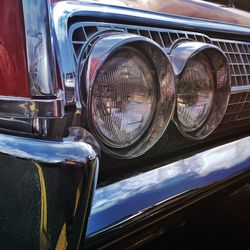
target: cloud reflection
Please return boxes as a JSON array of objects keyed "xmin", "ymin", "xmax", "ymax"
[
  {"xmin": 0, "ymin": 134, "xmax": 96, "ymax": 164},
  {"xmin": 87, "ymin": 137, "xmax": 250, "ymax": 235}
]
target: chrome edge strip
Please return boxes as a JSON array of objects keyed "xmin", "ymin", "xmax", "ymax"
[
  {"xmin": 0, "ymin": 96, "xmax": 64, "ymax": 118},
  {"xmin": 22, "ymin": 0, "xmax": 57, "ymax": 96},
  {"xmin": 86, "ymin": 136, "xmax": 250, "ymax": 237},
  {"xmin": 53, "ymin": 1, "xmax": 250, "ymax": 35},
  {"xmin": 0, "ymin": 129, "xmax": 99, "ymax": 166},
  {"xmin": 0, "ymin": 129, "xmax": 98, "ymax": 164},
  {"xmin": 231, "ymin": 86, "xmax": 250, "ymax": 93}
]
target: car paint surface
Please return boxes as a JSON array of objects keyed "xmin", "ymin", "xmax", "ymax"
[
  {"xmin": 0, "ymin": 0, "xmax": 29, "ymax": 97},
  {"xmin": 51, "ymin": 0, "xmax": 250, "ymax": 26}
]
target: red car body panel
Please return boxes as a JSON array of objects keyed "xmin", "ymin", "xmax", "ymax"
[{"xmin": 0, "ymin": 0, "xmax": 29, "ymax": 97}]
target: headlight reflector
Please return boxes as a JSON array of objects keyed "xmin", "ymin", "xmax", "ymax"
[
  {"xmin": 91, "ymin": 47, "xmax": 156, "ymax": 148},
  {"xmin": 177, "ymin": 54, "xmax": 213, "ymax": 132}
]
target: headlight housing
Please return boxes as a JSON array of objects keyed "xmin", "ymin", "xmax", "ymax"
[
  {"xmin": 170, "ymin": 40, "xmax": 230, "ymax": 139},
  {"xmin": 80, "ymin": 33, "xmax": 175, "ymax": 158}
]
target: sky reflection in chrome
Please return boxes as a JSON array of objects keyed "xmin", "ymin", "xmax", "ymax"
[{"xmin": 87, "ymin": 136, "xmax": 250, "ymax": 236}]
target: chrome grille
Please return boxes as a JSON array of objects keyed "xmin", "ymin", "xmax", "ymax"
[
  {"xmin": 210, "ymin": 40, "xmax": 250, "ymax": 131},
  {"xmin": 69, "ymin": 22, "xmax": 250, "ymax": 132},
  {"xmin": 69, "ymin": 22, "xmax": 212, "ymax": 63},
  {"xmin": 212, "ymin": 40, "xmax": 250, "ymax": 88},
  {"xmin": 216, "ymin": 92, "xmax": 250, "ymax": 132}
]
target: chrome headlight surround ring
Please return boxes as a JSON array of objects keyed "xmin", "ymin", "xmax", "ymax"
[
  {"xmin": 170, "ymin": 40, "xmax": 231, "ymax": 140},
  {"xmin": 79, "ymin": 33, "xmax": 175, "ymax": 159}
]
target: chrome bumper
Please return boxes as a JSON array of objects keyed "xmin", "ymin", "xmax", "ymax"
[
  {"xmin": 86, "ymin": 136, "xmax": 250, "ymax": 245},
  {"xmin": 0, "ymin": 129, "xmax": 99, "ymax": 249},
  {"xmin": 1, "ymin": 132, "xmax": 250, "ymax": 248}
]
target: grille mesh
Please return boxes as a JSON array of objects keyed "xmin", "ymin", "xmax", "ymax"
[
  {"xmin": 211, "ymin": 40, "xmax": 250, "ymax": 131},
  {"xmin": 212, "ymin": 40, "xmax": 250, "ymax": 87},
  {"xmin": 69, "ymin": 22, "xmax": 250, "ymax": 132}
]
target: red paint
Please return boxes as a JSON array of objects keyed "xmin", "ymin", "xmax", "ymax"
[{"xmin": 0, "ymin": 0, "xmax": 29, "ymax": 97}]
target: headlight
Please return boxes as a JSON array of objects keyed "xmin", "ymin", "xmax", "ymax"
[
  {"xmin": 91, "ymin": 46, "xmax": 156, "ymax": 148},
  {"xmin": 170, "ymin": 40, "xmax": 230, "ymax": 139},
  {"xmin": 80, "ymin": 33, "xmax": 175, "ymax": 158},
  {"xmin": 177, "ymin": 53, "xmax": 213, "ymax": 132}
]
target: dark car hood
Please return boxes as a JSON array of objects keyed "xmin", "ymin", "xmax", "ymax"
[{"xmin": 89, "ymin": 0, "xmax": 250, "ymax": 27}]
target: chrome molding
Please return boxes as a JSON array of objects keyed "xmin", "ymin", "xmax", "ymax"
[
  {"xmin": 86, "ymin": 136, "xmax": 250, "ymax": 238},
  {"xmin": 22, "ymin": 0, "xmax": 57, "ymax": 96},
  {"xmin": 52, "ymin": 2, "xmax": 77, "ymax": 104},
  {"xmin": 231, "ymin": 86, "xmax": 250, "ymax": 93},
  {"xmin": 0, "ymin": 96, "xmax": 64, "ymax": 118},
  {"xmin": 169, "ymin": 41, "xmax": 226, "ymax": 75},
  {"xmin": 0, "ymin": 127, "xmax": 99, "ymax": 164}
]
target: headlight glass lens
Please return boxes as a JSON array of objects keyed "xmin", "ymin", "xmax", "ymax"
[
  {"xmin": 177, "ymin": 54, "xmax": 214, "ymax": 132},
  {"xmin": 91, "ymin": 47, "xmax": 156, "ymax": 148}
]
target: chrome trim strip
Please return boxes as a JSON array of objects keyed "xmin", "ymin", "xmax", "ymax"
[
  {"xmin": 0, "ymin": 96, "xmax": 64, "ymax": 118},
  {"xmin": 169, "ymin": 41, "xmax": 225, "ymax": 75},
  {"xmin": 52, "ymin": 2, "xmax": 77, "ymax": 104},
  {"xmin": 86, "ymin": 136, "xmax": 250, "ymax": 236},
  {"xmin": 53, "ymin": 1, "xmax": 250, "ymax": 35},
  {"xmin": 0, "ymin": 128, "xmax": 98, "ymax": 165},
  {"xmin": 231, "ymin": 86, "xmax": 250, "ymax": 93},
  {"xmin": 22, "ymin": 0, "xmax": 57, "ymax": 96}
]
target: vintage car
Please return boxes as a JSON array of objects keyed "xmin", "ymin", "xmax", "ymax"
[{"xmin": 1, "ymin": 0, "xmax": 250, "ymax": 249}]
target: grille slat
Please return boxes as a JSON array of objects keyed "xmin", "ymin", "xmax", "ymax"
[{"xmin": 69, "ymin": 22, "xmax": 250, "ymax": 133}]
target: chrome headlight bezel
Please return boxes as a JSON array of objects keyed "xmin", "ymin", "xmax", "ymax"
[
  {"xmin": 79, "ymin": 33, "xmax": 176, "ymax": 159},
  {"xmin": 170, "ymin": 40, "xmax": 231, "ymax": 140}
]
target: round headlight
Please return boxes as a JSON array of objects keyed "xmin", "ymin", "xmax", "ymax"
[
  {"xmin": 81, "ymin": 33, "xmax": 175, "ymax": 158},
  {"xmin": 91, "ymin": 47, "xmax": 156, "ymax": 148},
  {"xmin": 177, "ymin": 54, "xmax": 213, "ymax": 132},
  {"xmin": 170, "ymin": 41, "xmax": 230, "ymax": 139}
]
